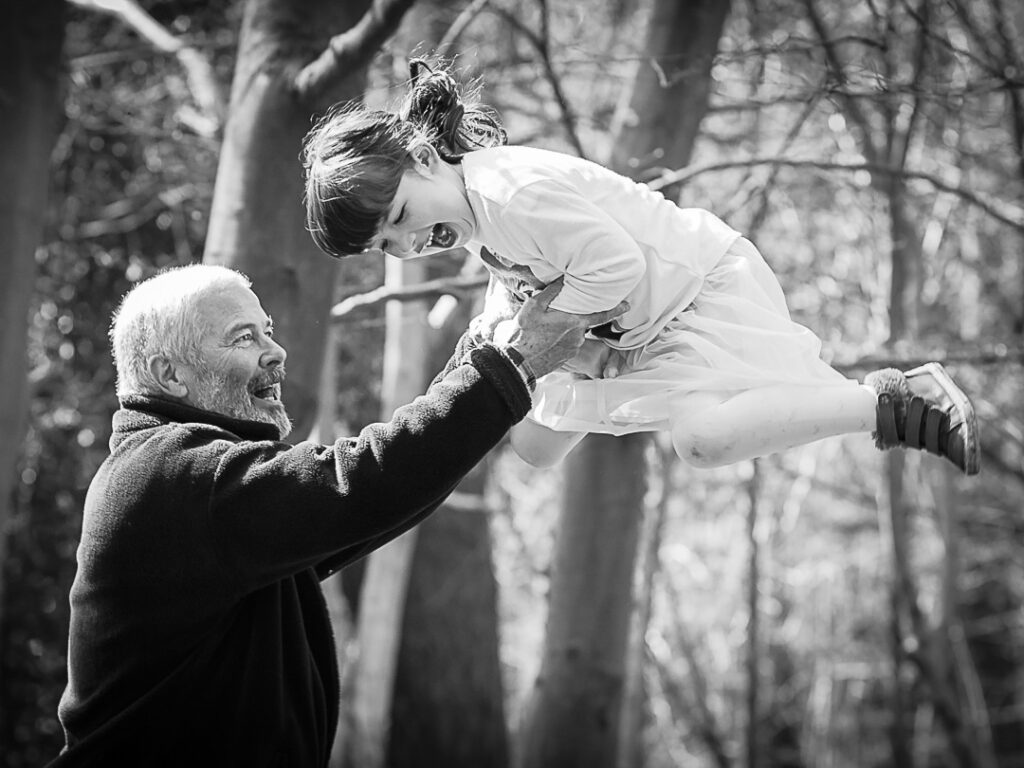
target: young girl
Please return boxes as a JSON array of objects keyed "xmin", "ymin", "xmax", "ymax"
[{"xmin": 302, "ymin": 60, "xmax": 979, "ymax": 475}]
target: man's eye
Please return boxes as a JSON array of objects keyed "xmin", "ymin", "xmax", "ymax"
[{"xmin": 236, "ymin": 332, "xmax": 253, "ymax": 343}]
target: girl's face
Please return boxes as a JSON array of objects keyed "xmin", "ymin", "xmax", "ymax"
[{"xmin": 370, "ymin": 144, "xmax": 477, "ymax": 259}]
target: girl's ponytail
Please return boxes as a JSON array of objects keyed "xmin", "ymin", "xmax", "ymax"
[{"xmin": 401, "ymin": 58, "xmax": 507, "ymax": 160}]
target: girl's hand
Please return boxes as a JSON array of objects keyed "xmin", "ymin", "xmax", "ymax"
[
  {"xmin": 479, "ymin": 247, "xmax": 546, "ymax": 297},
  {"xmin": 562, "ymin": 339, "xmax": 614, "ymax": 379}
]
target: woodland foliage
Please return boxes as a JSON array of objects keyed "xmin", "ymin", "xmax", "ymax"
[{"xmin": 3, "ymin": 1, "xmax": 1023, "ymax": 767}]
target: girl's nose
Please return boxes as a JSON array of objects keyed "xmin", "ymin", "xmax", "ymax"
[
  {"xmin": 382, "ymin": 223, "xmax": 417, "ymax": 257},
  {"xmin": 394, "ymin": 230, "xmax": 417, "ymax": 257}
]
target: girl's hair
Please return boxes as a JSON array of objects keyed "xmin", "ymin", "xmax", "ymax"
[{"xmin": 302, "ymin": 58, "xmax": 507, "ymax": 258}]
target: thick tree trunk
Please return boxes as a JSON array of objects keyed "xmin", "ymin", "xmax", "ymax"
[
  {"xmin": 202, "ymin": 0, "xmax": 372, "ymax": 437},
  {"xmin": 609, "ymin": 0, "xmax": 731, "ymax": 188},
  {"xmin": 517, "ymin": 435, "xmax": 646, "ymax": 768},
  {"xmin": 0, "ymin": 0, "xmax": 65, "ymax": 725},
  {"xmin": 519, "ymin": 3, "xmax": 731, "ymax": 767},
  {"xmin": 390, "ymin": 461, "xmax": 509, "ymax": 768}
]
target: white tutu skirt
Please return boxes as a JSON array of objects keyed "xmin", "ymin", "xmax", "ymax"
[{"xmin": 528, "ymin": 237, "xmax": 858, "ymax": 435}]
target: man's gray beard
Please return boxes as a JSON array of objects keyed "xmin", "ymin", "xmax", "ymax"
[{"xmin": 190, "ymin": 368, "xmax": 292, "ymax": 439}]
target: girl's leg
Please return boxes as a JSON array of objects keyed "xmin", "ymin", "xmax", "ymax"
[
  {"xmin": 670, "ymin": 382, "xmax": 877, "ymax": 468},
  {"xmin": 509, "ymin": 419, "xmax": 587, "ymax": 468}
]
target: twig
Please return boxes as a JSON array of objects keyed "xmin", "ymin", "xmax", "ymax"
[
  {"xmin": 329, "ymin": 274, "xmax": 488, "ymax": 320},
  {"xmin": 648, "ymin": 157, "xmax": 1024, "ymax": 232},
  {"xmin": 329, "ymin": 276, "xmax": 1024, "ymax": 373},
  {"xmin": 293, "ymin": 0, "xmax": 418, "ymax": 103},
  {"xmin": 491, "ymin": 4, "xmax": 587, "ymax": 158},
  {"xmin": 438, "ymin": 0, "xmax": 491, "ymax": 52},
  {"xmin": 829, "ymin": 342, "xmax": 1024, "ymax": 372},
  {"xmin": 69, "ymin": 0, "xmax": 225, "ymax": 130}
]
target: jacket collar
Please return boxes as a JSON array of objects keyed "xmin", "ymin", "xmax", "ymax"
[{"xmin": 113, "ymin": 394, "xmax": 282, "ymax": 445}]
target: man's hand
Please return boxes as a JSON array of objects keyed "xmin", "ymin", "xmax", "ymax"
[
  {"xmin": 469, "ymin": 276, "xmax": 522, "ymax": 342},
  {"xmin": 499, "ymin": 278, "xmax": 629, "ymax": 378}
]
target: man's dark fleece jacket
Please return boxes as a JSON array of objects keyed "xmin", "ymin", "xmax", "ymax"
[{"xmin": 50, "ymin": 341, "xmax": 530, "ymax": 767}]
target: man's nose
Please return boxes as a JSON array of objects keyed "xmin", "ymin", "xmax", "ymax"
[{"xmin": 262, "ymin": 335, "xmax": 287, "ymax": 367}]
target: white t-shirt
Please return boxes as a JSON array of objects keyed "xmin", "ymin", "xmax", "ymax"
[{"xmin": 463, "ymin": 145, "xmax": 741, "ymax": 349}]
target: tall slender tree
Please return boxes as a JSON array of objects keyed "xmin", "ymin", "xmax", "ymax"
[
  {"xmin": 364, "ymin": 10, "xmax": 511, "ymax": 765},
  {"xmin": 803, "ymin": 1, "xmax": 998, "ymax": 764},
  {"xmin": 347, "ymin": 257, "xmax": 432, "ymax": 768},
  {"xmin": 517, "ymin": 2, "xmax": 732, "ymax": 766}
]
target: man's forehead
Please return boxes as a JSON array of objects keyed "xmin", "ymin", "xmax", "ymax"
[{"xmin": 196, "ymin": 284, "xmax": 269, "ymax": 334}]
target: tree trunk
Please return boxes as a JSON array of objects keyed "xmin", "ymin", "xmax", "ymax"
[
  {"xmin": 517, "ymin": 435, "xmax": 647, "ymax": 768},
  {"xmin": 517, "ymin": 3, "xmax": 732, "ymax": 767},
  {"xmin": 609, "ymin": 0, "xmax": 732, "ymax": 189},
  {"xmin": 745, "ymin": 461, "xmax": 762, "ymax": 768},
  {"xmin": 346, "ymin": 257, "xmax": 431, "ymax": 768},
  {"xmin": 202, "ymin": 0, "xmax": 372, "ymax": 437},
  {"xmin": 390, "ymin": 461, "xmax": 510, "ymax": 768},
  {"xmin": 617, "ymin": 444, "xmax": 673, "ymax": 768},
  {"xmin": 0, "ymin": 0, "xmax": 65, "ymax": 727},
  {"xmin": 336, "ymin": 10, "xmax": 512, "ymax": 766},
  {"xmin": 389, "ymin": 260, "xmax": 510, "ymax": 768}
]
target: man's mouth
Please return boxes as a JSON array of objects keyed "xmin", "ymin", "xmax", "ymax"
[
  {"xmin": 250, "ymin": 375, "xmax": 284, "ymax": 402},
  {"xmin": 251, "ymin": 383, "xmax": 279, "ymax": 401},
  {"xmin": 428, "ymin": 224, "xmax": 458, "ymax": 250}
]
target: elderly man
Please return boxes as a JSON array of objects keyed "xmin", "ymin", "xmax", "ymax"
[{"xmin": 51, "ymin": 263, "xmax": 625, "ymax": 767}]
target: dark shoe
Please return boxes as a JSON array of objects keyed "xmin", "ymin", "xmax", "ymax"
[{"xmin": 865, "ymin": 362, "xmax": 980, "ymax": 475}]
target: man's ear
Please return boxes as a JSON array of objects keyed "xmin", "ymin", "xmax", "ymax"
[{"xmin": 148, "ymin": 355, "xmax": 190, "ymax": 400}]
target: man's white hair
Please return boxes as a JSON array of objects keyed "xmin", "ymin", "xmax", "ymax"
[{"xmin": 110, "ymin": 264, "xmax": 252, "ymax": 398}]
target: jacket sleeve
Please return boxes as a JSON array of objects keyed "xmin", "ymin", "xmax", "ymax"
[{"xmin": 204, "ymin": 343, "xmax": 530, "ymax": 590}]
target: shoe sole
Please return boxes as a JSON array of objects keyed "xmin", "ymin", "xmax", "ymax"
[{"xmin": 905, "ymin": 362, "xmax": 980, "ymax": 475}]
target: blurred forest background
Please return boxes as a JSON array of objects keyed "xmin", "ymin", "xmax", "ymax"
[{"xmin": 3, "ymin": 0, "xmax": 1024, "ymax": 766}]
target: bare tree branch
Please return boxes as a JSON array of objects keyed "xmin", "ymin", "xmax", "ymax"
[
  {"xmin": 438, "ymin": 0, "xmax": 491, "ymax": 52},
  {"xmin": 830, "ymin": 343, "xmax": 1024, "ymax": 372},
  {"xmin": 293, "ymin": 0, "xmax": 418, "ymax": 104},
  {"xmin": 648, "ymin": 157, "xmax": 1024, "ymax": 232},
  {"xmin": 329, "ymin": 274, "xmax": 488, "ymax": 320},
  {"xmin": 69, "ymin": 0, "xmax": 225, "ymax": 133},
  {"xmin": 491, "ymin": 4, "xmax": 587, "ymax": 158},
  {"xmin": 801, "ymin": 0, "xmax": 883, "ymax": 165},
  {"xmin": 329, "ymin": 274, "xmax": 1024, "ymax": 371}
]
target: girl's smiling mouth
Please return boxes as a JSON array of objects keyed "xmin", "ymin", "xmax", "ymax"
[{"xmin": 429, "ymin": 223, "xmax": 458, "ymax": 250}]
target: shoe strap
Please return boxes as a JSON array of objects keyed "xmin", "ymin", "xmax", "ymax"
[
  {"xmin": 906, "ymin": 397, "xmax": 926, "ymax": 448},
  {"xmin": 877, "ymin": 394, "xmax": 901, "ymax": 448},
  {"xmin": 925, "ymin": 408, "xmax": 945, "ymax": 455}
]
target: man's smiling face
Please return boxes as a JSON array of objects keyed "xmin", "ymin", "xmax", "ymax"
[{"xmin": 180, "ymin": 282, "xmax": 292, "ymax": 438}]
